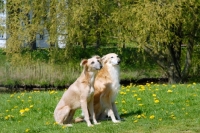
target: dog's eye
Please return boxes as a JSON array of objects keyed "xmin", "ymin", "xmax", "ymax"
[
  {"xmin": 91, "ymin": 61, "xmax": 94, "ymax": 64},
  {"xmin": 111, "ymin": 56, "xmax": 113, "ymax": 58}
]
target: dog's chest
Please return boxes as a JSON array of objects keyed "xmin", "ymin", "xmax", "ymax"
[
  {"xmin": 87, "ymin": 73, "xmax": 95, "ymax": 100},
  {"xmin": 109, "ymin": 67, "xmax": 120, "ymax": 89},
  {"xmin": 87, "ymin": 86, "xmax": 94, "ymax": 101}
]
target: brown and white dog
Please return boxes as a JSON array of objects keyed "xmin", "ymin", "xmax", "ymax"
[
  {"xmin": 93, "ymin": 53, "xmax": 121, "ymax": 123},
  {"xmin": 54, "ymin": 56, "xmax": 102, "ymax": 127}
]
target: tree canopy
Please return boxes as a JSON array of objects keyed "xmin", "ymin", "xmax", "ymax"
[{"xmin": 2, "ymin": 0, "xmax": 200, "ymax": 83}]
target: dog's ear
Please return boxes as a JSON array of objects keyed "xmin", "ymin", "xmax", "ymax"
[
  {"xmin": 80, "ymin": 59, "xmax": 88, "ymax": 66},
  {"xmin": 101, "ymin": 55, "xmax": 108, "ymax": 64}
]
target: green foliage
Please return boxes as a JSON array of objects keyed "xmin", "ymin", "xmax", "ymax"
[{"xmin": 0, "ymin": 83, "xmax": 200, "ymax": 132}]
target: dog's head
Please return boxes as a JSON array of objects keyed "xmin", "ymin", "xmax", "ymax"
[
  {"xmin": 101, "ymin": 53, "xmax": 120, "ymax": 66},
  {"xmin": 80, "ymin": 55, "xmax": 102, "ymax": 71}
]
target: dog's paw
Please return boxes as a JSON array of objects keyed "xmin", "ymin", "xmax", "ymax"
[
  {"xmin": 66, "ymin": 124, "xmax": 73, "ymax": 127},
  {"xmin": 94, "ymin": 122, "xmax": 101, "ymax": 125},
  {"xmin": 113, "ymin": 120, "xmax": 121, "ymax": 123},
  {"xmin": 88, "ymin": 124, "xmax": 94, "ymax": 127}
]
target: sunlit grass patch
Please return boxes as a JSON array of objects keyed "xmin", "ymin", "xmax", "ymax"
[{"xmin": 0, "ymin": 83, "xmax": 200, "ymax": 133}]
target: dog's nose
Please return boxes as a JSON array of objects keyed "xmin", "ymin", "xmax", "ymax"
[
  {"xmin": 100, "ymin": 65, "xmax": 102, "ymax": 69},
  {"xmin": 118, "ymin": 60, "xmax": 121, "ymax": 64}
]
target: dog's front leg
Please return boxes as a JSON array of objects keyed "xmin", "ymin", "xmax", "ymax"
[
  {"xmin": 80, "ymin": 98, "xmax": 92, "ymax": 127},
  {"xmin": 88, "ymin": 95, "xmax": 100, "ymax": 125}
]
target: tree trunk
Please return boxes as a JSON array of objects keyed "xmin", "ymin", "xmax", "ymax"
[{"xmin": 167, "ymin": 63, "xmax": 181, "ymax": 84}]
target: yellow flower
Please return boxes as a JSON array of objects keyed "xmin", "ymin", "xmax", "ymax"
[
  {"xmin": 149, "ymin": 115, "xmax": 155, "ymax": 119},
  {"xmin": 172, "ymin": 85, "xmax": 176, "ymax": 88},
  {"xmin": 62, "ymin": 125, "xmax": 67, "ymax": 129},
  {"xmin": 54, "ymin": 122, "xmax": 58, "ymax": 125},
  {"xmin": 20, "ymin": 109, "xmax": 25, "ymax": 114},
  {"xmin": 138, "ymin": 104, "xmax": 144, "ymax": 106},
  {"xmin": 133, "ymin": 94, "xmax": 138, "ymax": 97},
  {"xmin": 170, "ymin": 115, "xmax": 176, "ymax": 119},
  {"xmin": 154, "ymin": 99, "xmax": 159, "ymax": 103},
  {"xmin": 167, "ymin": 90, "xmax": 173, "ymax": 93},
  {"xmin": 25, "ymin": 129, "xmax": 30, "ymax": 132},
  {"xmin": 134, "ymin": 120, "xmax": 138, "ymax": 123},
  {"xmin": 137, "ymin": 98, "xmax": 141, "ymax": 101},
  {"xmin": 115, "ymin": 101, "xmax": 118, "ymax": 104},
  {"xmin": 30, "ymin": 105, "xmax": 34, "ymax": 108},
  {"xmin": 137, "ymin": 115, "xmax": 141, "ymax": 119},
  {"xmin": 25, "ymin": 108, "xmax": 30, "ymax": 112},
  {"xmin": 5, "ymin": 116, "xmax": 8, "ymax": 120},
  {"xmin": 122, "ymin": 100, "xmax": 126, "ymax": 103},
  {"xmin": 141, "ymin": 114, "xmax": 146, "ymax": 118}
]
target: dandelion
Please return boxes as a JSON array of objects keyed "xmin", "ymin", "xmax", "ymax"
[
  {"xmin": 122, "ymin": 100, "xmax": 126, "ymax": 103},
  {"xmin": 170, "ymin": 115, "xmax": 176, "ymax": 119},
  {"xmin": 167, "ymin": 90, "xmax": 173, "ymax": 93},
  {"xmin": 134, "ymin": 120, "xmax": 138, "ymax": 123},
  {"xmin": 172, "ymin": 85, "xmax": 176, "ymax": 88},
  {"xmin": 154, "ymin": 99, "xmax": 159, "ymax": 103},
  {"xmin": 25, "ymin": 129, "xmax": 30, "ymax": 132},
  {"xmin": 4, "ymin": 116, "xmax": 8, "ymax": 120},
  {"xmin": 4, "ymin": 115, "xmax": 14, "ymax": 120},
  {"xmin": 137, "ymin": 115, "xmax": 141, "ymax": 119},
  {"xmin": 137, "ymin": 98, "xmax": 141, "ymax": 101},
  {"xmin": 141, "ymin": 114, "xmax": 146, "ymax": 118},
  {"xmin": 49, "ymin": 90, "xmax": 55, "ymax": 94},
  {"xmin": 138, "ymin": 104, "xmax": 144, "ymax": 106},
  {"xmin": 120, "ymin": 91, "xmax": 126, "ymax": 95},
  {"xmin": 133, "ymin": 94, "xmax": 138, "ymax": 97},
  {"xmin": 6, "ymin": 110, "xmax": 9, "ymax": 112},
  {"xmin": 54, "ymin": 122, "xmax": 58, "ymax": 125},
  {"xmin": 62, "ymin": 125, "xmax": 67, "ymax": 129},
  {"xmin": 20, "ymin": 109, "xmax": 25, "ymax": 114},
  {"xmin": 149, "ymin": 115, "xmax": 155, "ymax": 119},
  {"xmin": 152, "ymin": 94, "xmax": 156, "ymax": 97},
  {"xmin": 159, "ymin": 118, "xmax": 162, "ymax": 121},
  {"xmin": 115, "ymin": 101, "xmax": 118, "ymax": 104},
  {"xmin": 25, "ymin": 108, "xmax": 30, "ymax": 112}
]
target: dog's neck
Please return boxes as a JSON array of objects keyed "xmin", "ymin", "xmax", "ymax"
[
  {"xmin": 106, "ymin": 64, "xmax": 120, "ymax": 82},
  {"xmin": 81, "ymin": 68, "xmax": 97, "ymax": 85}
]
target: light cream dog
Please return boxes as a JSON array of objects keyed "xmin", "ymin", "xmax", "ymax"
[
  {"xmin": 93, "ymin": 53, "xmax": 121, "ymax": 123},
  {"xmin": 54, "ymin": 56, "xmax": 102, "ymax": 127}
]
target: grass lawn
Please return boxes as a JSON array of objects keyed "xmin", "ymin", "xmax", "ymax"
[{"xmin": 0, "ymin": 83, "xmax": 200, "ymax": 133}]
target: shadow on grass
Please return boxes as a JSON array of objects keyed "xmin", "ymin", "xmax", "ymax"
[{"xmin": 120, "ymin": 110, "xmax": 143, "ymax": 119}]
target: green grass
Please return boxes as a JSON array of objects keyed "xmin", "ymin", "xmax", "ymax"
[{"xmin": 0, "ymin": 83, "xmax": 200, "ymax": 133}]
